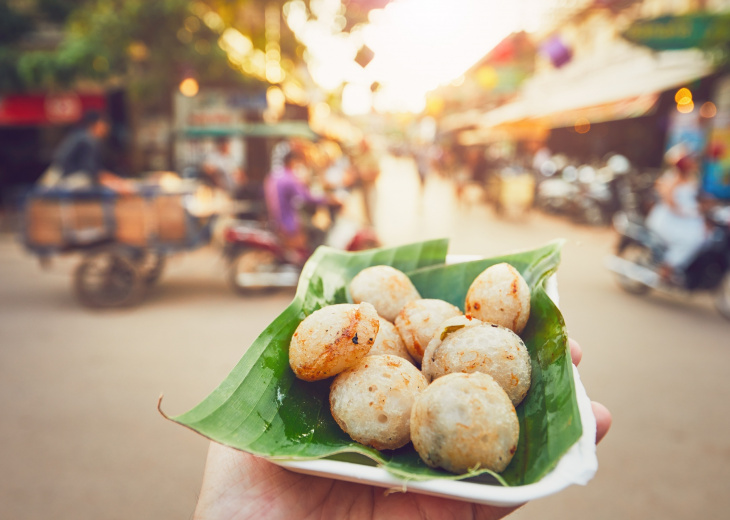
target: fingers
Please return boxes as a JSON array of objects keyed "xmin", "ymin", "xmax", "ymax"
[
  {"xmin": 592, "ymin": 401, "xmax": 612, "ymax": 444},
  {"xmin": 569, "ymin": 338, "xmax": 582, "ymax": 366},
  {"xmin": 569, "ymin": 339, "xmax": 611, "ymax": 444}
]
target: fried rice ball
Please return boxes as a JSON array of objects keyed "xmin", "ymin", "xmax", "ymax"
[
  {"xmin": 330, "ymin": 354, "xmax": 428, "ymax": 450},
  {"xmin": 289, "ymin": 302, "xmax": 379, "ymax": 381},
  {"xmin": 368, "ymin": 317, "xmax": 415, "ymax": 364},
  {"xmin": 349, "ymin": 265, "xmax": 421, "ymax": 322},
  {"xmin": 465, "ymin": 263, "xmax": 531, "ymax": 334},
  {"xmin": 427, "ymin": 315, "xmax": 482, "ymax": 343},
  {"xmin": 421, "ymin": 320, "xmax": 532, "ymax": 405},
  {"xmin": 395, "ymin": 299, "xmax": 463, "ymax": 364},
  {"xmin": 410, "ymin": 372, "xmax": 519, "ymax": 474}
]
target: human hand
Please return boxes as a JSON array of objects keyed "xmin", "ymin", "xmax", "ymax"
[
  {"xmin": 193, "ymin": 339, "xmax": 611, "ymax": 520},
  {"xmin": 100, "ymin": 172, "xmax": 137, "ymax": 195}
]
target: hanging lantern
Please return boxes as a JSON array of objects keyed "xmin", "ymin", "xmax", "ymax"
[{"xmin": 540, "ymin": 35, "xmax": 573, "ymax": 68}]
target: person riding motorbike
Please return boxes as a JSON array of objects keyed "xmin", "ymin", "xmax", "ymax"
[
  {"xmin": 645, "ymin": 146, "xmax": 708, "ymax": 282},
  {"xmin": 264, "ymin": 150, "xmax": 339, "ymax": 263}
]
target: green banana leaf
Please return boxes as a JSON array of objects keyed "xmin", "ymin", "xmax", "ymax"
[{"xmin": 166, "ymin": 238, "xmax": 582, "ymax": 487}]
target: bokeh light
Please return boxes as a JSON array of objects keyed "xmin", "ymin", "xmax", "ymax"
[
  {"xmin": 179, "ymin": 78, "xmax": 199, "ymax": 97},
  {"xmin": 574, "ymin": 118, "xmax": 590, "ymax": 134},
  {"xmin": 476, "ymin": 66, "xmax": 499, "ymax": 89},
  {"xmin": 677, "ymin": 100, "xmax": 694, "ymax": 114},
  {"xmin": 342, "ymin": 83, "xmax": 373, "ymax": 116},
  {"xmin": 700, "ymin": 101, "xmax": 717, "ymax": 118},
  {"xmin": 675, "ymin": 87, "xmax": 692, "ymax": 105},
  {"xmin": 284, "ymin": 0, "xmax": 534, "ymax": 112}
]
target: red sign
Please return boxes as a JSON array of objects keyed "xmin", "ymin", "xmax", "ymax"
[{"xmin": 0, "ymin": 93, "xmax": 106, "ymax": 126}]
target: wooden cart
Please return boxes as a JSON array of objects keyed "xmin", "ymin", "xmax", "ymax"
[{"xmin": 22, "ymin": 184, "xmax": 213, "ymax": 307}]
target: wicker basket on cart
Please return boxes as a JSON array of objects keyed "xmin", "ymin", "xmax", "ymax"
[{"xmin": 24, "ymin": 186, "xmax": 209, "ymax": 308}]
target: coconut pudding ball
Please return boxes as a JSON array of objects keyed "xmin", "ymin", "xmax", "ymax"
[
  {"xmin": 367, "ymin": 317, "xmax": 415, "ymax": 364},
  {"xmin": 349, "ymin": 265, "xmax": 421, "ymax": 322},
  {"xmin": 289, "ymin": 302, "xmax": 379, "ymax": 381},
  {"xmin": 422, "ymin": 319, "xmax": 532, "ymax": 405},
  {"xmin": 410, "ymin": 372, "xmax": 519, "ymax": 474},
  {"xmin": 465, "ymin": 263, "xmax": 531, "ymax": 334},
  {"xmin": 395, "ymin": 299, "xmax": 463, "ymax": 364},
  {"xmin": 330, "ymin": 354, "xmax": 428, "ymax": 450}
]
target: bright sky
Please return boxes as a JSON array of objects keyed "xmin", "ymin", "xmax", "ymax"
[
  {"xmin": 286, "ymin": 0, "xmax": 553, "ymax": 114},
  {"xmin": 361, "ymin": 0, "xmax": 519, "ymax": 112}
]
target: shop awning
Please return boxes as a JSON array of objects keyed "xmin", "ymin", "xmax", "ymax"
[
  {"xmin": 458, "ymin": 121, "xmax": 549, "ymax": 145},
  {"xmin": 536, "ymin": 93, "xmax": 659, "ymax": 129},
  {"xmin": 447, "ymin": 46, "xmax": 714, "ymax": 135}
]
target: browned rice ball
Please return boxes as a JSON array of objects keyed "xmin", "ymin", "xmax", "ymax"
[
  {"xmin": 395, "ymin": 299, "xmax": 463, "ymax": 364},
  {"xmin": 289, "ymin": 302, "xmax": 379, "ymax": 381},
  {"xmin": 421, "ymin": 320, "xmax": 532, "ymax": 405},
  {"xmin": 330, "ymin": 354, "xmax": 428, "ymax": 450},
  {"xmin": 410, "ymin": 372, "xmax": 519, "ymax": 474},
  {"xmin": 465, "ymin": 263, "xmax": 531, "ymax": 334},
  {"xmin": 349, "ymin": 265, "xmax": 421, "ymax": 322},
  {"xmin": 368, "ymin": 317, "xmax": 415, "ymax": 364}
]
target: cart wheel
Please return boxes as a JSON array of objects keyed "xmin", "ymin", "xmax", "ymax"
[
  {"xmin": 136, "ymin": 252, "xmax": 166, "ymax": 287},
  {"xmin": 74, "ymin": 251, "xmax": 145, "ymax": 308}
]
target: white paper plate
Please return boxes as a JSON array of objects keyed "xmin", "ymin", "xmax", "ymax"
[{"xmin": 275, "ymin": 266, "xmax": 598, "ymax": 507}]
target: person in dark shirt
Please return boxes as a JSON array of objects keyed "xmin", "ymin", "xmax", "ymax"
[{"xmin": 39, "ymin": 111, "xmax": 133, "ymax": 192}]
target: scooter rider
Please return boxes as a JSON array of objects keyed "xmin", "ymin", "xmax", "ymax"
[
  {"xmin": 264, "ymin": 150, "xmax": 338, "ymax": 262},
  {"xmin": 646, "ymin": 146, "xmax": 708, "ymax": 282}
]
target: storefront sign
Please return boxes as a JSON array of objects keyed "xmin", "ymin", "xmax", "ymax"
[
  {"xmin": 0, "ymin": 93, "xmax": 105, "ymax": 126},
  {"xmin": 623, "ymin": 13, "xmax": 730, "ymax": 51},
  {"xmin": 174, "ymin": 89, "xmax": 267, "ymax": 130}
]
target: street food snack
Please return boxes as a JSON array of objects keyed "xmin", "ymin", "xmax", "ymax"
[
  {"xmin": 330, "ymin": 354, "xmax": 428, "ymax": 450},
  {"xmin": 410, "ymin": 372, "xmax": 519, "ymax": 474},
  {"xmin": 422, "ymin": 319, "xmax": 532, "ymax": 405},
  {"xmin": 289, "ymin": 302, "xmax": 379, "ymax": 381},
  {"xmin": 395, "ymin": 299, "xmax": 463, "ymax": 364},
  {"xmin": 465, "ymin": 263, "xmax": 531, "ymax": 334},
  {"xmin": 349, "ymin": 265, "xmax": 421, "ymax": 322},
  {"xmin": 367, "ymin": 317, "xmax": 415, "ymax": 364},
  {"xmin": 289, "ymin": 264, "xmax": 530, "ymax": 473}
]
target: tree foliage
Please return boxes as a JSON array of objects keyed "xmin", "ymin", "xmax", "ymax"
[{"xmin": 1, "ymin": 1, "xmax": 267, "ymax": 112}]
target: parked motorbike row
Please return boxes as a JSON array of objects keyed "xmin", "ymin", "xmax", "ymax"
[
  {"xmin": 534, "ymin": 153, "xmax": 658, "ymax": 226},
  {"xmin": 530, "ymin": 152, "xmax": 730, "ymax": 321}
]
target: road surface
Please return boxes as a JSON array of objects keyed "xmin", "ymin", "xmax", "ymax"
[{"xmin": 1, "ymin": 156, "xmax": 729, "ymax": 519}]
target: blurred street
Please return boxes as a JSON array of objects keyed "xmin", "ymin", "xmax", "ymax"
[{"xmin": 1, "ymin": 156, "xmax": 729, "ymax": 519}]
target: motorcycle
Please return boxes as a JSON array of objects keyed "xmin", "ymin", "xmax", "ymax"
[
  {"xmin": 223, "ymin": 202, "xmax": 379, "ymax": 294},
  {"xmin": 605, "ymin": 206, "xmax": 730, "ymax": 320},
  {"xmin": 535, "ymin": 164, "xmax": 581, "ymax": 215}
]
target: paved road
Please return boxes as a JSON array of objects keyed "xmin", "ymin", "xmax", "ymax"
[{"xmin": 1, "ymin": 156, "xmax": 729, "ymax": 519}]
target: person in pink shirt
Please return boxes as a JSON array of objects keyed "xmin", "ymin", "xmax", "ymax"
[{"xmin": 265, "ymin": 151, "xmax": 328, "ymax": 257}]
